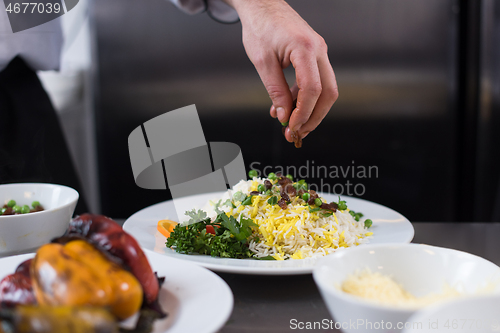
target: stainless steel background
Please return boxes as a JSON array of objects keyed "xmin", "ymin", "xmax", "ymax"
[
  {"xmin": 476, "ymin": 0, "xmax": 500, "ymax": 221},
  {"xmin": 93, "ymin": 0, "xmax": 465, "ymax": 221}
]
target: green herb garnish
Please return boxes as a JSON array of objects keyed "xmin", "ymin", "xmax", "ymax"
[
  {"xmin": 255, "ymin": 255, "xmax": 276, "ymax": 260},
  {"xmin": 349, "ymin": 209, "xmax": 363, "ymax": 221},
  {"xmin": 267, "ymin": 196, "xmax": 278, "ymax": 205},
  {"xmin": 166, "ymin": 210, "xmax": 258, "ymax": 259},
  {"xmin": 241, "ymin": 196, "xmax": 253, "ymax": 205},
  {"xmin": 215, "ymin": 213, "xmax": 257, "ymax": 242},
  {"xmin": 185, "ymin": 209, "xmax": 208, "ymax": 224}
]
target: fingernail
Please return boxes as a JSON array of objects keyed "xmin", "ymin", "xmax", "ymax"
[
  {"xmin": 270, "ymin": 105, "xmax": 276, "ymax": 118},
  {"xmin": 285, "ymin": 127, "xmax": 293, "ymax": 143},
  {"xmin": 276, "ymin": 107, "xmax": 285, "ymax": 122}
]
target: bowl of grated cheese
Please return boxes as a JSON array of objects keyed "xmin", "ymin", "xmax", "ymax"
[{"xmin": 313, "ymin": 243, "xmax": 500, "ymax": 333}]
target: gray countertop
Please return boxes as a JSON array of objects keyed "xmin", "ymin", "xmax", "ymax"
[
  {"xmin": 217, "ymin": 223, "xmax": 500, "ymax": 332},
  {"xmin": 3, "ymin": 220, "xmax": 496, "ymax": 332}
]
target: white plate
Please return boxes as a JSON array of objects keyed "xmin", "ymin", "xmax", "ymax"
[
  {"xmin": 123, "ymin": 192, "xmax": 414, "ymax": 275},
  {"xmin": 0, "ymin": 250, "xmax": 233, "ymax": 333}
]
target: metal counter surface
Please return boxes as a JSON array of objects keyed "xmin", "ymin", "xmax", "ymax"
[{"xmin": 217, "ymin": 223, "xmax": 500, "ymax": 332}]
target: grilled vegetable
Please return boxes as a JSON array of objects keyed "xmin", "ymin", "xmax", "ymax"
[
  {"xmin": 0, "ymin": 260, "xmax": 36, "ymax": 307},
  {"xmin": 0, "ymin": 306, "xmax": 163, "ymax": 333},
  {"xmin": 63, "ymin": 214, "xmax": 159, "ymax": 304},
  {"xmin": 0, "ymin": 306, "xmax": 118, "ymax": 333},
  {"xmin": 31, "ymin": 240, "xmax": 143, "ymax": 320}
]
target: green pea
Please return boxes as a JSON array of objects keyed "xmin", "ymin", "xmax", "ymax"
[
  {"xmin": 233, "ymin": 191, "xmax": 246, "ymax": 202},
  {"xmin": 7, "ymin": 200, "xmax": 16, "ymax": 207},
  {"xmin": 286, "ymin": 174, "xmax": 293, "ymax": 181},
  {"xmin": 364, "ymin": 219, "xmax": 373, "ymax": 228},
  {"xmin": 302, "ymin": 193, "xmax": 310, "ymax": 202},
  {"xmin": 32, "ymin": 201, "xmax": 40, "ymax": 208},
  {"xmin": 21, "ymin": 205, "xmax": 30, "ymax": 214},
  {"xmin": 281, "ymin": 121, "xmax": 289, "ymax": 127},
  {"xmin": 257, "ymin": 184, "xmax": 266, "ymax": 193},
  {"xmin": 314, "ymin": 198, "xmax": 322, "ymax": 206},
  {"xmin": 248, "ymin": 169, "xmax": 258, "ymax": 179},
  {"xmin": 13, "ymin": 205, "xmax": 22, "ymax": 214},
  {"xmin": 268, "ymin": 172, "xmax": 277, "ymax": 180},
  {"xmin": 338, "ymin": 197, "xmax": 348, "ymax": 210},
  {"xmin": 0, "ymin": 208, "xmax": 6, "ymax": 215}
]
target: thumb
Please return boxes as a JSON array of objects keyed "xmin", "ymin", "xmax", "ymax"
[{"xmin": 254, "ymin": 57, "xmax": 294, "ymax": 123}]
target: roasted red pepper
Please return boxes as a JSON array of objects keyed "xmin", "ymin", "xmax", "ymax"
[
  {"xmin": 0, "ymin": 259, "xmax": 36, "ymax": 307},
  {"xmin": 63, "ymin": 214, "xmax": 160, "ymax": 304}
]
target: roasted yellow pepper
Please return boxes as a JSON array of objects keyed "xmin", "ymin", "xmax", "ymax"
[{"xmin": 31, "ymin": 240, "xmax": 143, "ymax": 320}]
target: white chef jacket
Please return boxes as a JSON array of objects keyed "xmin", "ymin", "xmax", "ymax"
[{"xmin": 0, "ymin": 0, "xmax": 238, "ymax": 72}]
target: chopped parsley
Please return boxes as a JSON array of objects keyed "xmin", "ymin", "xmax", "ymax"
[
  {"xmin": 166, "ymin": 209, "xmax": 258, "ymax": 259},
  {"xmin": 267, "ymin": 196, "xmax": 278, "ymax": 205}
]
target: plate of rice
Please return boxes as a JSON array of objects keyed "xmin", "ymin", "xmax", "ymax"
[{"xmin": 124, "ymin": 175, "xmax": 414, "ymax": 275}]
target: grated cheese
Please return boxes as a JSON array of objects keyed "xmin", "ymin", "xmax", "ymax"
[{"xmin": 341, "ymin": 269, "xmax": 462, "ymax": 308}]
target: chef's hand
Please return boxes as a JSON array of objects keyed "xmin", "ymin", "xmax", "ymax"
[{"xmin": 223, "ymin": 0, "xmax": 338, "ymax": 142}]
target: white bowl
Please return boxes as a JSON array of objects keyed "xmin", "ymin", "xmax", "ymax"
[
  {"xmin": 313, "ymin": 244, "xmax": 500, "ymax": 333},
  {"xmin": 0, "ymin": 183, "xmax": 79, "ymax": 256},
  {"xmin": 403, "ymin": 295, "xmax": 500, "ymax": 333}
]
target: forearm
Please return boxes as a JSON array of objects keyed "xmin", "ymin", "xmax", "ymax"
[{"xmin": 222, "ymin": 0, "xmax": 338, "ymax": 144}]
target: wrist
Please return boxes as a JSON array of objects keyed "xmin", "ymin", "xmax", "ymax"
[{"xmin": 222, "ymin": 0, "xmax": 283, "ymax": 21}]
